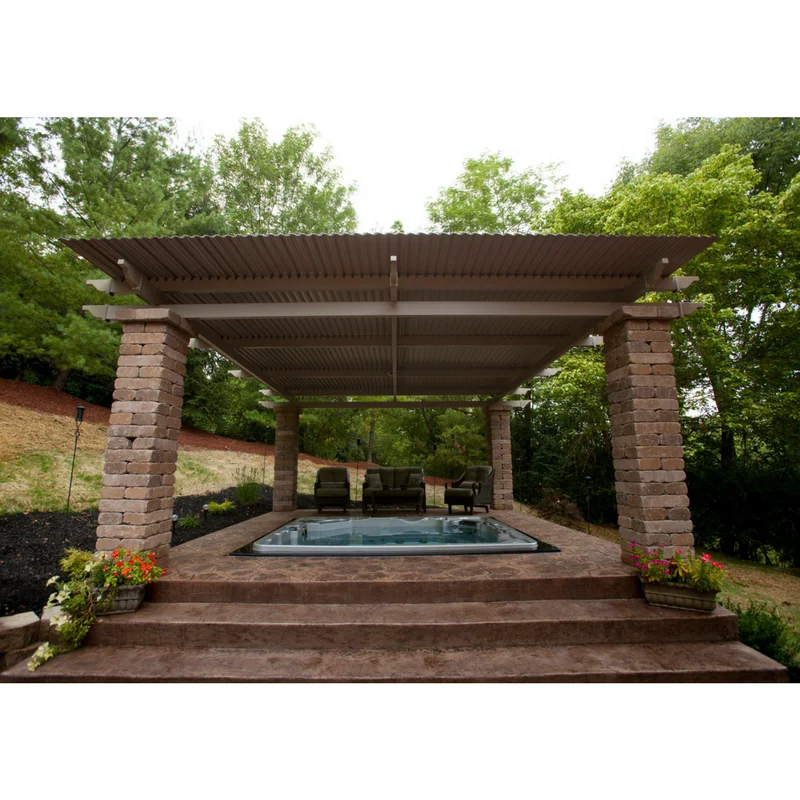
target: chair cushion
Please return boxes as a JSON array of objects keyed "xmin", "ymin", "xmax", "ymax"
[
  {"xmin": 445, "ymin": 487, "xmax": 474, "ymax": 499},
  {"xmin": 317, "ymin": 467, "xmax": 349, "ymax": 484},
  {"xmin": 365, "ymin": 473, "xmax": 383, "ymax": 489},
  {"xmin": 315, "ymin": 488, "xmax": 348, "ymax": 498},
  {"xmin": 407, "ymin": 473, "xmax": 424, "ymax": 489},
  {"xmin": 320, "ymin": 481, "xmax": 345, "ymax": 489}
]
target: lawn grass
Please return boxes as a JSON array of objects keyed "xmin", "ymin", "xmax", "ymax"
[{"xmin": 527, "ymin": 503, "xmax": 800, "ymax": 637}]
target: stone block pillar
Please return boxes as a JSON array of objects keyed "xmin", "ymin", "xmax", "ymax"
[
  {"xmin": 487, "ymin": 406, "xmax": 514, "ymax": 510},
  {"xmin": 273, "ymin": 406, "xmax": 299, "ymax": 512},
  {"xmin": 96, "ymin": 309, "xmax": 190, "ymax": 559},
  {"xmin": 600, "ymin": 305, "xmax": 694, "ymax": 564}
]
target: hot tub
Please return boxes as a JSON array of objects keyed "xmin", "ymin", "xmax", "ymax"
[{"xmin": 230, "ymin": 516, "xmax": 560, "ymax": 557}]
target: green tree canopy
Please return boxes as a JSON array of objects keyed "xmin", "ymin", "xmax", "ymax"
[
  {"xmin": 212, "ymin": 120, "xmax": 357, "ymax": 234},
  {"xmin": 426, "ymin": 153, "xmax": 559, "ymax": 233}
]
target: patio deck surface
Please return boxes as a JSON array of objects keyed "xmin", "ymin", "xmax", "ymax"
[{"xmin": 155, "ymin": 508, "xmax": 635, "ymax": 594}]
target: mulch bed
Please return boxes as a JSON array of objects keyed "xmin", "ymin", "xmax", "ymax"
[{"xmin": 0, "ymin": 486, "xmax": 354, "ymax": 617}]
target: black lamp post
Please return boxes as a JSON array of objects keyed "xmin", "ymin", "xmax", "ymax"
[
  {"xmin": 355, "ymin": 437, "xmax": 362, "ymax": 509},
  {"xmin": 65, "ymin": 406, "xmax": 85, "ymax": 514},
  {"xmin": 432, "ymin": 442, "xmax": 438, "ymax": 508}
]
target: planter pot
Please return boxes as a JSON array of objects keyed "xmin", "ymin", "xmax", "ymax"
[
  {"xmin": 94, "ymin": 584, "xmax": 146, "ymax": 615},
  {"xmin": 639, "ymin": 579, "xmax": 717, "ymax": 613}
]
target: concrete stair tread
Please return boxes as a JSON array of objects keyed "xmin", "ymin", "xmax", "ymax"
[
  {"xmin": 84, "ymin": 598, "xmax": 738, "ymax": 649},
  {"xmin": 99, "ymin": 598, "xmax": 737, "ymax": 626},
  {"xmin": 3, "ymin": 641, "xmax": 787, "ymax": 682}
]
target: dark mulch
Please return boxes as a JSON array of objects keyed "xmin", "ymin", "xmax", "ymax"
[{"xmin": 0, "ymin": 486, "xmax": 345, "ymax": 617}]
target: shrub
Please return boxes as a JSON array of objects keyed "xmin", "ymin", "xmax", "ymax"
[
  {"xmin": 535, "ymin": 487, "xmax": 585, "ymax": 523},
  {"xmin": 235, "ymin": 467, "xmax": 262, "ymax": 507},
  {"xmin": 177, "ymin": 514, "xmax": 200, "ymax": 529},
  {"xmin": 208, "ymin": 499, "xmax": 236, "ymax": 515},
  {"xmin": 722, "ymin": 599, "xmax": 800, "ymax": 672}
]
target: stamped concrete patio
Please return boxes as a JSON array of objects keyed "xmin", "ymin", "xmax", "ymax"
[{"xmin": 2, "ymin": 509, "xmax": 787, "ymax": 682}]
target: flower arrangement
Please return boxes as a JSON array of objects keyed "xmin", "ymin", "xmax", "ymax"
[
  {"xmin": 28, "ymin": 547, "xmax": 165, "ymax": 671},
  {"xmin": 90, "ymin": 547, "xmax": 166, "ymax": 592},
  {"xmin": 632, "ymin": 544, "xmax": 726, "ymax": 593}
]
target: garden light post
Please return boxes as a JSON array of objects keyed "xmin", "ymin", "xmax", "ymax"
[
  {"xmin": 65, "ymin": 405, "xmax": 85, "ymax": 514},
  {"xmin": 356, "ymin": 437, "xmax": 361, "ymax": 510},
  {"xmin": 432, "ymin": 442, "xmax": 438, "ymax": 508}
]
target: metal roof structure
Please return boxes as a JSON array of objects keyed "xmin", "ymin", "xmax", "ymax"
[{"xmin": 69, "ymin": 233, "xmax": 715, "ymax": 405}]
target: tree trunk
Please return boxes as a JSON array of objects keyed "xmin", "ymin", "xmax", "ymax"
[
  {"xmin": 721, "ymin": 427, "xmax": 736, "ymax": 466},
  {"xmin": 53, "ymin": 369, "xmax": 71, "ymax": 392},
  {"xmin": 366, "ymin": 416, "xmax": 375, "ymax": 463}
]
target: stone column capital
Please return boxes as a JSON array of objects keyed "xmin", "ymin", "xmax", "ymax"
[{"xmin": 595, "ymin": 302, "xmax": 702, "ymax": 335}]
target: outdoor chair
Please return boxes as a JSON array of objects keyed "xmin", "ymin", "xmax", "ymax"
[
  {"xmin": 314, "ymin": 467, "xmax": 350, "ymax": 512},
  {"xmin": 444, "ymin": 465, "xmax": 494, "ymax": 514}
]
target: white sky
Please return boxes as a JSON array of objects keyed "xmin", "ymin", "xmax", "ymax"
[{"xmin": 7, "ymin": 1, "xmax": 797, "ymax": 234}]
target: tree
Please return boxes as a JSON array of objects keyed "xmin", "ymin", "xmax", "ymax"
[
  {"xmin": 30, "ymin": 117, "xmax": 218, "ymax": 238},
  {"xmin": 426, "ymin": 153, "xmax": 559, "ymax": 233},
  {"xmin": 212, "ymin": 120, "xmax": 357, "ymax": 234},
  {"xmin": 548, "ymin": 143, "xmax": 800, "ymax": 563},
  {"xmin": 646, "ymin": 117, "xmax": 800, "ymax": 194}
]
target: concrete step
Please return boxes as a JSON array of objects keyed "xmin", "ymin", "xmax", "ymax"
[
  {"xmin": 84, "ymin": 599, "xmax": 739, "ymax": 650},
  {"xmin": 149, "ymin": 573, "xmax": 641, "ymax": 605},
  {"xmin": 2, "ymin": 641, "xmax": 787, "ymax": 682}
]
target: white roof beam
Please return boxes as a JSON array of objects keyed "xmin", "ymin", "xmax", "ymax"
[
  {"xmin": 149, "ymin": 274, "xmax": 696, "ymax": 294},
  {"xmin": 220, "ymin": 335, "xmax": 583, "ymax": 349},
  {"xmin": 267, "ymin": 368, "xmax": 520, "ymax": 379},
  {"xmin": 260, "ymin": 400, "xmax": 530, "ymax": 410},
  {"xmin": 132, "ymin": 301, "xmax": 627, "ymax": 320}
]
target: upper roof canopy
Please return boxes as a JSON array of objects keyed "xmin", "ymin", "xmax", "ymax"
[{"xmin": 67, "ymin": 233, "xmax": 716, "ymax": 401}]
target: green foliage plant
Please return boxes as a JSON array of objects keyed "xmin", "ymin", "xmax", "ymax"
[
  {"xmin": 28, "ymin": 546, "xmax": 165, "ymax": 671},
  {"xmin": 177, "ymin": 513, "xmax": 200, "ymax": 529},
  {"xmin": 632, "ymin": 545, "xmax": 727, "ymax": 593},
  {"xmin": 235, "ymin": 467, "xmax": 261, "ymax": 507},
  {"xmin": 208, "ymin": 499, "xmax": 236, "ymax": 515},
  {"xmin": 721, "ymin": 599, "xmax": 800, "ymax": 672}
]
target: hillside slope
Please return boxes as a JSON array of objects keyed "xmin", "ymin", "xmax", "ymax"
[{"xmin": 0, "ymin": 378, "xmax": 375, "ymax": 513}]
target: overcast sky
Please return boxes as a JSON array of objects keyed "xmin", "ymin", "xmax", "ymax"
[
  {"xmin": 180, "ymin": 110, "xmax": 670, "ymax": 233},
  {"xmin": 7, "ymin": 0, "xmax": 796, "ymax": 237}
]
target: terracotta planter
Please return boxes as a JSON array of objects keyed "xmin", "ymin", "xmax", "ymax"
[
  {"xmin": 94, "ymin": 584, "xmax": 146, "ymax": 615},
  {"xmin": 640, "ymin": 579, "xmax": 717, "ymax": 613}
]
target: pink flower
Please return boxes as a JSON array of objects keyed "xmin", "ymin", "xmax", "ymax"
[
  {"xmin": 701, "ymin": 554, "xmax": 711, "ymax": 562},
  {"xmin": 675, "ymin": 549, "xmax": 682, "ymax": 554}
]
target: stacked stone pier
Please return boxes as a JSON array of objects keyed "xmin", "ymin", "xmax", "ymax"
[
  {"xmin": 599, "ymin": 305, "xmax": 694, "ymax": 564},
  {"xmin": 96, "ymin": 309, "xmax": 191, "ymax": 559}
]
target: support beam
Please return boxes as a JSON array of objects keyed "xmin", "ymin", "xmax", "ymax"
[
  {"xmin": 100, "ymin": 301, "xmax": 627, "ymax": 320},
  {"xmin": 220, "ymin": 334, "xmax": 600, "ymax": 349},
  {"xmin": 266, "ymin": 368, "xmax": 520, "ymax": 379},
  {"xmin": 188, "ymin": 337, "xmax": 214, "ymax": 350},
  {"xmin": 228, "ymin": 369, "xmax": 256, "ymax": 380},
  {"xmin": 149, "ymin": 274, "xmax": 698, "ymax": 294},
  {"xmin": 391, "ymin": 317, "xmax": 398, "ymax": 399},
  {"xmin": 260, "ymin": 400, "xmax": 531, "ymax": 410}
]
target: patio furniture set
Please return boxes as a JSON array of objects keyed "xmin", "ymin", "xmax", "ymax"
[{"xmin": 313, "ymin": 465, "xmax": 495, "ymax": 514}]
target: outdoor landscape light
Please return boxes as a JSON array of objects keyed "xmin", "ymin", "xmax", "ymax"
[
  {"xmin": 65, "ymin": 405, "xmax": 86, "ymax": 514},
  {"xmin": 172, "ymin": 513, "xmax": 178, "ymax": 533},
  {"xmin": 202, "ymin": 503, "xmax": 209, "ymax": 521},
  {"xmin": 432, "ymin": 443, "xmax": 438, "ymax": 507}
]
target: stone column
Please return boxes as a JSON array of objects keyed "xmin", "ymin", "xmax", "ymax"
[
  {"xmin": 273, "ymin": 406, "xmax": 299, "ymax": 512},
  {"xmin": 599, "ymin": 305, "xmax": 694, "ymax": 564},
  {"xmin": 487, "ymin": 406, "xmax": 514, "ymax": 510},
  {"xmin": 96, "ymin": 309, "xmax": 190, "ymax": 559}
]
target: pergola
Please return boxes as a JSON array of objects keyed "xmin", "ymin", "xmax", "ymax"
[{"xmin": 68, "ymin": 233, "xmax": 715, "ymax": 562}]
